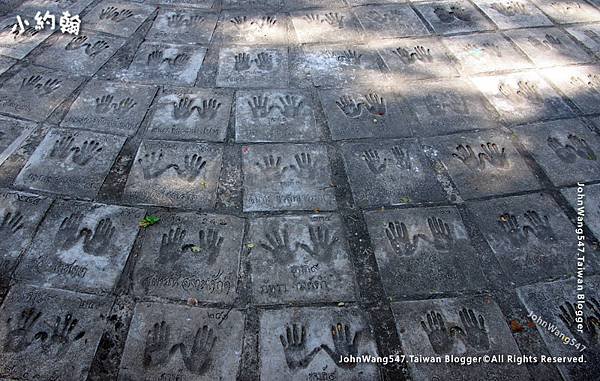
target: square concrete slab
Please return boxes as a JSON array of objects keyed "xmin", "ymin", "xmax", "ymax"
[
  {"xmin": 530, "ymin": 0, "xmax": 600, "ymax": 23},
  {"xmin": 375, "ymin": 37, "xmax": 460, "ymax": 82},
  {"xmin": 235, "ymin": 90, "xmax": 320, "ymax": 142},
  {"xmin": 242, "ymin": 143, "xmax": 336, "ymax": 211},
  {"xmin": 517, "ymin": 277, "xmax": 600, "ymax": 380},
  {"xmin": 392, "ymin": 296, "xmax": 530, "ymax": 380},
  {"xmin": 0, "ymin": 190, "xmax": 51, "ymax": 284},
  {"xmin": 353, "ymin": 4, "xmax": 429, "ymax": 39},
  {"xmin": 146, "ymin": 0, "xmax": 214, "ymax": 8},
  {"xmin": 297, "ymin": 44, "xmax": 386, "ymax": 89},
  {"xmin": 341, "ymin": 139, "xmax": 447, "ymax": 208},
  {"xmin": 319, "ymin": 87, "xmax": 415, "ymax": 140},
  {"xmin": 120, "ymin": 42, "xmax": 207, "ymax": 86},
  {"xmin": 119, "ymin": 302, "xmax": 244, "ymax": 381},
  {"xmin": 472, "ymin": 72, "xmax": 574, "ymax": 125},
  {"xmin": 0, "ymin": 66, "xmax": 83, "ymax": 122},
  {"xmin": 247, "ymin": 214, "xmax": 356, "ymax": 305},
  {"xmin": 541, "ymin": 65, "xmax": 600, "ymax": 115},
  {"xmin": 414, "ymin": 0, "xmax": 494, "ymax": 35},
  {"xmin": 561, "ymin": 183, "xmax": 600, "ymax": 239},
  {"xmin": 513, "ymin": 119, "xmax": 600, "ymax": 186},
  {"xmin": 566, "ymin": 24, "xmax": 600, "ymax": 58},
  {"xmin": 0, "ymin": 284, "xmax": 112, "ymax": 380},
  {"xmin": 217, "ymin": 11, "xmax": 289, "ymax": 45},
  {"xmin": 286, "ymin": 0, "xmax": 347, "ymax": 8},
  {"xmin": 133, "ymin": 212, "xmax": 243, "ymax": 304},
  {"xmin": 15, "ymin": 128, "xmax": 126, "ymax": 198},
  {"xmin": 473, "ymin": 0, "xmax": 553, "ymax": 29},
  {"xmin": 146, "ymin": 9, "xmax": 218, "ymax": 44},
  {"xmin": 365, "ymin": 206, "xmax": 487, "ymax": 298},
  {"xmin": 505, "ymin": 27, "xmax": 592, "ymax": 67},
  {"xmin": 14, "ymin": 199, "xmax": 145, "ymax": 293},
  {"xmin": 290, "ymin": 9, "xmax": 364, "ymax": 44},
  {"xmin": 442, "ymin": 32, "xmax": 533, "ymax": 75},
  {"xmin": 33, "ymin": 31, "xmax": 125, "ymax": 76},
  {"xmin": 259, "ymin": 307, "xmax": 380, "ymax": 381},
  {"xmin": 0, "ymin": 55, "xmax": 15, "ymax": 75},
  {"xmin": 468, "ymin": 193, "xmax": 585, "ymax": 284},
  {"xmin": 216, "ymin": 46, "xmax": 288, "ymax": 88},
  {"xmin": 124, "ymin": 140, "xmax": 223, "ymax": 209},
  {"xmin": 401, "ymin": 78, "xmax": 500, "ymax": 137},
  {"xmin": 147, "ymin": 88, "xmax": 232, "ymax": 142},
  {"xmin": 223, "ymin": 0, "xmax": 282, "ymax": 8},
  {"xmin": 82, "ymin": 1, "xmax": 155, "ymax": 38},
  {"xmin": 16, "ymin": 0, "xmax": 96, "ymax": 17},
  {"xmin": 0, "ymin": 16, "xmax": 52, "ymax": 59},
  {"xmin": 347, "ymin": 0, "xmax": 408, "ymax": 4},
  {"xmin": 62, "ymin": 79, "xmax": 156, "ymax": 137},
  {"xmin": 425, "ymin": 130, "xmax": 540, "ymax": 198},
  {"xmin": 0, "ymin": 116, "xmax": 37, "ymax": 165}
]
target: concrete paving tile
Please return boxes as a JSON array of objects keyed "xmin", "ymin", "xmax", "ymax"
[
  {"xmin": 530, "ymin": 0, "xmax": 600, "ymax": 23},
  {"xmin": 216, "ymin": 46, "xmax": 288, "ymax": 88},
  {"xmin": 0, "ymin": 116, "xmax": 37, "ymax": 165},
  {"xmin": 473, "ymin": 0, "xmax": 553, "ymax": 29},
  {"xmin": 541, "ymin": 65, "xmax": 600, "ymax": 115},
  {"xmin": 0, "ymin": 16, "xmax": 53, "ymax": 60},
  {"xmin": 566, "ymin": 23, "xmax": 600, "ymax": 58},
  {"xmin": 217, "ymin": 11, "xmax": 288, "ymax": 45},
  {"xmin": 146, "ymin": 8, "xmax": 218, "ymax": 45},
  {"xmin": 353, "ymin": 4, "xmax": 429, "ymax": 40},
  {"xmin": 414, "ymin": 0, "xmax": 494, "ymax": 35},
  {"xmin": 561, "ymin": 183, "xmax": 600, "ymax": 239},
  {"xmin": 290, "ymin": 9, "xmax": 364, "ymax": 44},
  {"xmin": 82, "ymin": 1, "xmax": 156, "ymax": 38}
]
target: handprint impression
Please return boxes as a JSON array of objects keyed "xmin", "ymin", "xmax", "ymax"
[
  {"xmin": 47, "ymin": 136, "xmax": 103, "ymax": 166},
  {"xmin": 420, "ymin": 308, "xmax": 490, "ymax": 354},
  {"xmin": 452, "ymin": 142, "xmax": 510, "ymax": 171}
]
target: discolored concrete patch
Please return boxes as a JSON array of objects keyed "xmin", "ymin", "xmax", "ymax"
[
  {"xmin": 15, "ymin": 128, "xmax": 126, "ymax": 198},
  {"xmin": 146, "ymin": 9, "xmax": 218, "ymax": 44},
  {"xmin": 517, "ymin": 276, "xmax": 600, "ymax": 380},
  {"xmin": 0, "ymin": 284, "xmax": 112, "ymax": 381},
  {"xmin": 217, "ymin": 11, "xmax": 288, "ymax": 45},
  {"xmin": 473, "ymin": 0, "xmax": 553, "ymax": 29},
  {"xmin": 561, "ymin": 183, "xmax": 600, "ymax": 239},
  {"xmin": 414, "ymin": 0, "xmax": 494, "ymax": 35},
  {"xmin": 82, "ymin": 1, "xmax": 156, "ymax": 38},
  {"xmin": 365, "ymin": 206, "xmax": 487, "ymax": 298},
  {"xmin": 242, "ymin": 143, "xmax": 336, "ymax": 211},
  {"xmin": 259, "ymin": 306, "xmax": 380, "ymax": 381},
  {"xmin": 247, "ymin": 213, "xmax": 356, "ymax": 305},
  {"xmin": 424, "ymin": 130, "xmax": 540, "ymax": 199},
  {"xmin": 133, "ymin": 212, "xmax": 243, "ymax": 304},
  {"xmin": 541, "ymin": 65, "xmax": 600, "ymax": 115},
  {"xmin": 392, "ymin": 296, "xmax": 530, "ymax": 380},
  {"xmin": 62, "ymin": 80, "xmax": 156, "ymax": 136},
  {"xmin": 0, "ymin": 190, "xmax": 51, "ymax": 285},
  {"xmin": 0, "ymin": 16, "xmax": 52, "ymax": 59},
  {"xmin": 216, "ymin": 46, "xmax": 288, "ymax": 88},
  {"xmin": 0, "ymin": 116, "xmax": 37, "ymax": 165},
  {"xmin": 124, "ymin": 140, "xmax": 223, "ymax": 209},
  {"xmin": 319, "ymin": 87, "xmax": 415, "ymax": 140},
  {"xmin": 341, "ymin": 139, "xmax": 446, "ymax": 208},
  {"xmin": 566, "ymin": 24, "xmax": 600, "ymax": 58},
  {"xmin": 14, "ymin": 199, "xmax": 144, "ymax": 293},
  {"xmin": 352, "ymin": 4, "xmax": 429, "ymax": 39},
  {"xmin": 146, "ymin": 88, "xmax": 233, "ymax": 142},
  {"xmin": 468, "ymin": 192, "xmax": 586, "ymax": 285},
  {"xmin": 235, "ymin": 89, "xmax": 320, "ymax": 142},
  {"xmin": 290, "ymin": 9, "xmax": 364, "ymax": 44},
  {"xmin": 118, "ymin": 302, "xmax": 245, "ymax": 381},
  {"xmin": 0, "ymin": 66, "xmax": 84, "ymax": 122},
  {"xmin": 529, "ymin": 0, "xmax": 600, "ymax": 24}
]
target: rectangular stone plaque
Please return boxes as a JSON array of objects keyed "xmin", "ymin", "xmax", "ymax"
[
  {"xmin": 146, "ymin": 9, "xmax": 218, "ymax": 44},
  {"xmin": 392, "ymin": 296, "xmax": 530, "ymax": 380},
  {"xmin": 0, "ymin": 116, "xmax": 37, "ymax": 165},
  {"xmin": 146, "ymin": 88, "xmax": 232, "ymax": 142},
  {"xmin": 473, "ymin": 0, "xmax": 553, "ymax": 29},
  {"xmin": 121, "ymin": 42, "xmax": 207, "ymax": 86},
  {"xmin": 16, "ymin": 0, "xmax": 96, "ymax": 17},
  {"xmin": 424, "ymin": 130, "xmax": 539, "ymax": 199},
  {"xmin": 217, "ymin": 11, "xmax": 289, "ymax": 45},
  {"xmin": 0, "ymin": 16, "xmax": 52, "ymax": 59},
  {"xmin": 541, "ymin": 65, "xmax": 600, "ymax": 115},
  {"xmin": 33, "ymin": 31, "xmax": 125, "ymax": 76},
  {"xmin": 15, "ymin": 128, "xmax": 126, "ymax": 198},
  {"xmin": 401, "ymin": 78, "xmax": 499, "ymax": 136},
  {"xmin": 118, "ymin": 302, "xmax": 244, "ymax": 381},
  {"xmin": 133, "ymin": 212, "xmax": 243, "ymax": 304},
  {"xmin": 62, "ymin": 79, "xmax": 156, "ymax": 136},
  {"xmin": 216, "ymin": 46, "xmax": 288, "ymax": 88},
  {"xmin": 365, "ymin": 206, "xmax": 487, "ymax": 298},
  {"xmin": 467, "ymin": 193, "xmax": 587, "ymax": 285},
  {"xmin": 442, "ymin": 32, "xmax": 533, "ymax": 75},
  {"xmin": 514, "ymin": 119, "xmax": 600, "ymax": 186},
  {"xmin": 0, "ymin": 66, "xmax": 83, "ymax": 122},
  {"xmin": 0, "ymin": 284, "xmax": 112, "ymax": 380},
  {"xmin": 247, "ymin": 214, "xmax": 356, "ymax": 305},
  {"xmin": 472, "ymin": 71, "xmax": 574, "ymax": 124},
  {"xmin": 414, "ymin": 1, "xmax": 494, "ymax": 34},
  {"xmin": 561, "ymin": 183, "xmax": 600, "ymax": 240},
  {"xmin": 566, "ymin": 24, "xmax": 600, "ymax": 58},
  {"xmin": 235, "ymin": 89, "xmax": 320, "ymax": 142},
  {"xmin": 353, "ymin": 4, "xmax": 429, "ymax": 39},
  {"xmin": 0, "ymin": 190, "xmax": 51, "ymax": 285},
  {"xmin": 530, "ymin": 0, "xmax": 600, "ymax": 23},
  {"xmin": 319, "ymin": 87, "xmax": 415, "ymax": 140},
  {"xmin": 242, "ymin": 143, "xmax": 337, "ymax": 211},
  {"xmin": 260, "ymin": 307, "xmax": 380, "ymax": 381},
  {"xmin": 290, "ymin": 9, "xmax": 364, "ymax": 43},
  {"xmin": 505, "ymin": 28, "xmax": 592, "ymax": 67},
  {"xmin": 341, "ymin": 139, "xmax": 446, "ymax": 208},
  {"xmin": 82, "ymin": 1, "xmax": 156, "ymax": 38},
  {"xmin": 517, "ymin": 277, "xmax": 600, "ymax": 380},
  {"xmin": 14, "ymin": 199, "xmax": 145, "ymax": 293},
  {"xmin": 124, "ymin": 140, "xmax": 223, "ymax": 209}
]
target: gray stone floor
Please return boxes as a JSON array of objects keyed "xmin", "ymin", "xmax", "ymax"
[{"xmin": 0, "ymin": 0, "xmax": 599, "ymax": 380}]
